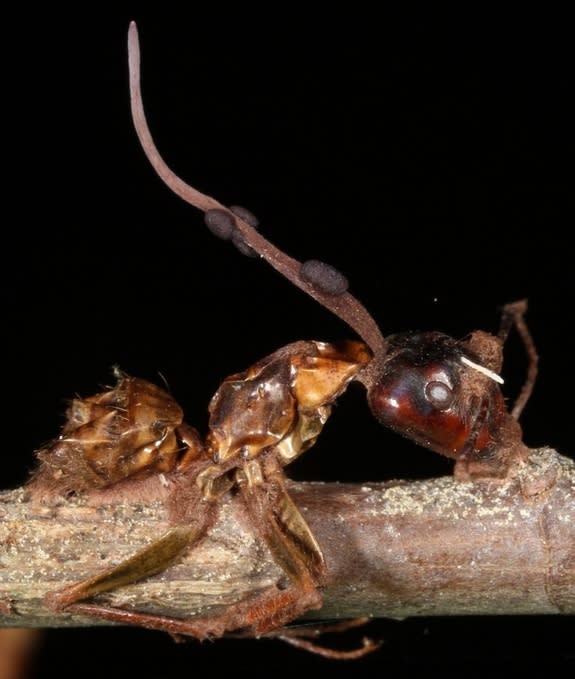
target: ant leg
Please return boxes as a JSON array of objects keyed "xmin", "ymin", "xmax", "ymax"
[
  {"xmin": 232, "ymin": 469, "xmax": 326, "ymax": 635},
  {"xmin": 275, "ymin": 632, "xmax": 380, "ymax": 660},
  {"xmin": 236, "ymin": 475, "xmax": 382, "ymax": 657},
  {"xmin": 267, "ymin": 618, "xmax": 383, "ymax": 660},
  {"xmin": 45, "ymin": 465, "xmax": 320, "ymax": 641},
  {"xmin": 52, "ymin": 473, "xmax": 374, "ymax": 655},
  {"xmin": 45, "ymin": 475, "xmax": 216, "ymax": 613},
  {"xmin": 65, "ymin": 600, "xmax": 383, "ymax": 659},
  {"xmin": 48, "ymin": 504, "xmax": 224, "ymax": 640},
  {"xmin": 498, "ymin": 300, "xmax": 539, "ymax": 419},
  {"xmin": 45, "ymin": 524, "xmax": 199, "ymax": 612},
  {"xmin": 59, "ymin": 488, "xmax": 324, "ymax": 643}
]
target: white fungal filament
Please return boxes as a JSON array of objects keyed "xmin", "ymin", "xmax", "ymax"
[{"xmin": 460, "ymin": 356, "xmax": 504, "ymax": 384}]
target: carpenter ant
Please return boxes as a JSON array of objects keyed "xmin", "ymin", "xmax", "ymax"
[{"xmin": 29, "ymin": 22, "xmax": 538, "ymax": 658}]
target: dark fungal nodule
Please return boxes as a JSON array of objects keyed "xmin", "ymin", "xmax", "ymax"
[
  {"xmin": 229, "ymin": 205, "xmax": 260, "ymax": 257},
  {"xmin": 232, "ymin": 231, "xmax": 259, "ymax": 258},
  {"xmin": 229, "ymin": 205, "xmax": 259, "ymax": 228},
  {"xmin": 300, "ymin": 260, "xmax": 349, "ymax": 296},
  {"xmin": 204, "ymin": 209, "xmax": 236, "ymax": 240}
]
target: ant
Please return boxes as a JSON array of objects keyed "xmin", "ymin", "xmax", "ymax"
[{"xmin": 28, "ymin": 21, "xmax": 538, "ymax": 659}]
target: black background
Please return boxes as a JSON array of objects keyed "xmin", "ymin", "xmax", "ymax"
[{"xmin": 2, "ymin": 8, "xmax": 572, "ymax": 677}]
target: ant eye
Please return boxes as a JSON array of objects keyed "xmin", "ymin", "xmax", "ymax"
[{"xmin": 424, "ymin": 380, "xmax": 454, "ymax": 411}]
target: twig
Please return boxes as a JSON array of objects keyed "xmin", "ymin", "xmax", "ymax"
[{"xmin": 1, "ymin": 446, "xmax": 573, "ymax": 630}]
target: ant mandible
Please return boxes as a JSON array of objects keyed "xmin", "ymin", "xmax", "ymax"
[{"xmin": 29, "ymin": 21, "xmax": 538, "ymax": 657}]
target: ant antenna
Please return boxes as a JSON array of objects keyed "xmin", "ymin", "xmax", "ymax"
[
  {"xmin": 497, "ymin": 300, "xmax": 539, "ymax": 419},
  {"xmin": 127, "ymin": 22, "xmax": 387, "ymax": 374}
]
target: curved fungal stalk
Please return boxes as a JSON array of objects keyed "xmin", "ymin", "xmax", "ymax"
[{"xmin": 127, "ymin": 22, "xmax": 387, "ymax": 373}]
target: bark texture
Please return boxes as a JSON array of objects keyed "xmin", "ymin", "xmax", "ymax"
[{"xmin": 0, "ymin": 446, "xmax": 573, "ymax": 630}]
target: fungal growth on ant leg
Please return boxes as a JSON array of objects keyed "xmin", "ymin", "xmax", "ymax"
[{"xmin": 31, "ymin": 21, "xmax": 538, "ymax": 658}]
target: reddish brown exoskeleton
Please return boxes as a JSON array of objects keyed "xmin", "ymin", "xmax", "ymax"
[{"xmin": 29, "ymin": 21, "xmax": 538, "ymax": 658}]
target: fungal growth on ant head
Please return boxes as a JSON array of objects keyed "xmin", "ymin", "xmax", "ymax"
[
  {"xmin": 30, "ymin": 22, "xmax": 538, "ymax": 658},
  {"xmin": 127, "ymin": 22, "xmax": 537, "ymax": 483}
]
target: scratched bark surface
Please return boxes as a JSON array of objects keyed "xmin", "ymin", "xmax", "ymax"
[{"xmin": 0, "ymin": 447, "xmax": 573, "ymax": 630}]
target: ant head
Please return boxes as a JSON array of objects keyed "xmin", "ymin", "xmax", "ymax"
[{"xmin": 366, "ymin": 331, "xmax": 507, "ymax": 459}]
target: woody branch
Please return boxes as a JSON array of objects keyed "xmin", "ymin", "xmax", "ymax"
[{"xmin": 1, "ymin": 446, "xmax": 573, "ymax": 629}]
